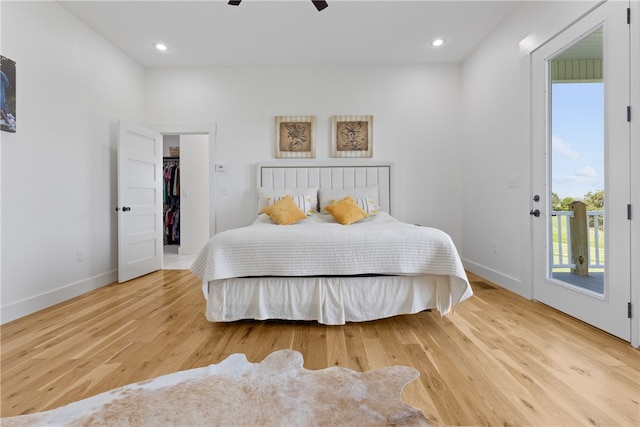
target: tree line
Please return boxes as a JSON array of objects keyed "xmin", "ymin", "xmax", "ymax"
[{"xmin": 552, "ymin": 190, "xmax": 604, "ymax": 212}]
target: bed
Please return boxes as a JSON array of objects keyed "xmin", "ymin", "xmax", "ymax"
[{"xmin": 191, "ymin": 163, "xmax": 472, "ymax": 325}]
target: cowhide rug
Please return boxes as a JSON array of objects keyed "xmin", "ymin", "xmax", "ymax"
[{"xmin": 2, "ymin": 349, "xmax": 428, "ymax": 426}]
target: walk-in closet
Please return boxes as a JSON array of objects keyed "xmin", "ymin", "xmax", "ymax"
[
  {"xmin": 163, "ymin": 136, "xmax": 181, "ymax": 267},
  {"xmin": 163, "ymin": 155, "xmax": 180, "ymax": 246},
  {"xmin": 161, "ymin": 133, "xmax": 211, "ymax": 269}
]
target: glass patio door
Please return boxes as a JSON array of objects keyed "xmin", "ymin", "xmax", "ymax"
[{"xmin": 531, "ymin": 0, "xmax": 631, "ymax": 341}]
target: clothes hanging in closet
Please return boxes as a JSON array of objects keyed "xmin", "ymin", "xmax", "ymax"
[
  {"xmin": 165, "ymin": 206, "xmax": 180, "ymax": 245},
  {"xmin": 163, "ymin": 159, "xmax": 180, "ymax": 245},
  {"xmin": 164, "ymin": 161, "xmax": 180, "ymax": 205}
]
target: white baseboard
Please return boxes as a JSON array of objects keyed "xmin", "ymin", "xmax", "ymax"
[
  {"xmin": 1, "ymin": 270, "xmax": 117, "ymax": 324},
  {"xmin": 462, "ymin": 258, "xmax": 529, "ymax": 299}
]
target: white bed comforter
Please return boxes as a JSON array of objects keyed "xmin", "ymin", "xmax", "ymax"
[{"xmin": 191, "ymin": 212, "xmax": 473, "ymax": 309}]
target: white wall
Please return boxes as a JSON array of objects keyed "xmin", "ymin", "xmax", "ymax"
[
  {"xmin": 0, "ymin": 1, "xmax": 145, "ymax": 322},
  {"xmin": 145, "ymin": 65, "xmax": 464, "ymax": 240},
  {"xmin": 460, "ymin": 1, "xmax": 601, "ymax": 295},
  {"xmin": 178, "ymin": 134, "xmax": 209, "ymax": 255}
]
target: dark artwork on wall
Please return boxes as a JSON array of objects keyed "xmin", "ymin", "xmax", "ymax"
[
  {"xmin": 1, "ymin": 55, "xmax": 16, "ymax": 133},
  {"xmin": 331, "ymin": 115, "xmax": 373, "ymax": 158},
  {"xmin": 274, "ymin": 116, "xmax": 316, "ymax": 158}
]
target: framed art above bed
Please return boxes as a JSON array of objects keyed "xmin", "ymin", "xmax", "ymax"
[
  {"xmin": 331, "ymin": 115, "xmax": 373, "ymax": 158},
  {"xmin": 274, "ymin": 116, "xmax": 316, "ymax": 158}
]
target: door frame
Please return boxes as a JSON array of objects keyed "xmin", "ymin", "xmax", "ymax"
[
  {"xmin": 630, "ymin": 0, "xmax": 640, "ymax": 349},
  {"xmin": 519, "ymin": 0, "xmax": 639, "ymax": 347},
  {"xmin": 150, "ymin": 122, "xmax": 217, "ymax": 246}
]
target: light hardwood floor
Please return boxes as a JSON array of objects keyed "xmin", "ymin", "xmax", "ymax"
[{"xmin": 1, "ymin": 270, "xmax": 638, "ymax": 426}]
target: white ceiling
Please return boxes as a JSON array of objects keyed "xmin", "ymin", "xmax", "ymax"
[{"xmin": 58, "ymin": 0, "xmax": 520, "ymax": 67}]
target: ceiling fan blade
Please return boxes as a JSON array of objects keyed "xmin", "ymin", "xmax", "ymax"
[
  {"xmin": 228, "ymin": 0, "xmax": 327, "ymax": 11},
  {"xmin": 312, "ymin": 0, "xmax": 328, "ymax": 11}
]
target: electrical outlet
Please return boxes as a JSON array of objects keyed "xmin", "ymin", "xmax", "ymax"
[
  {"xmin": 76, "ymin": 249, "xmax": 85, "ymax": 262},
  {"xmin": 491, "ymin": 241, "xmax": 498, "ymax": 254}
]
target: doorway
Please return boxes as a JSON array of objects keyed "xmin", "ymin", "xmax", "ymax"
[
  {"xmin": 152, "ymin": 123, "xmax": 217, "ymax": 271},
  {"xmin": 161, "ymin": 133, "xmax": 209, "ymax": 269},
  {"xmin": 531, "ymin": 0, "xmax": 631, "ymax": 341}
]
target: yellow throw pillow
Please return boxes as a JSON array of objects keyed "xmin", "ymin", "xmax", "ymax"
[
  {"xmin": 261, "ymin": 195, "xmax": 307, "ymax": 225},
  {"xmin": 325, "ymin": 195, "xmax": 370, "ymax": 225}
]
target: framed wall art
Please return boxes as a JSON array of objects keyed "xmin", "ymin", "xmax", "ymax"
[
  {"xmin": 331, "ymin": 115, "xmax": 372, "ymax": 158},
  {"xmin": 275, "ymin": 115, "xmax": 316, "ymax": 158},
  {"xmin": 1, "ymin": 55, "xmax": 16, "ymax": 133}
]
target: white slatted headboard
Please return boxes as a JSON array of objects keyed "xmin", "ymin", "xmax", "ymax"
[{"xmin": 257, "ymin": 162, "xmax": 392, "ymax": 213}]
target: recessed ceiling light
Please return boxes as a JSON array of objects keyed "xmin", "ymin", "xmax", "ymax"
[
  {"xmin": 155, "ymin": 43, "xmax": 168, "ymax": 51},
  {"xmin": 431, "ymin": 38, "xmax": 445, "ymax": 47}
]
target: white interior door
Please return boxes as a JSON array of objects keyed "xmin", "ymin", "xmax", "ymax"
[
  {"xmin": 117, "ymin": 121, "xmax": 163, "ymax": 282},
  {"xmin": 531, "ymin": 0, "xmax": 631, "ymax": 341}
]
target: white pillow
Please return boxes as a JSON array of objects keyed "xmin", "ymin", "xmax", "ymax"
[
  {"xmin": 352, "ymin": 197, "xmax": 378, "ymax": 216},
  {"xmin": 318, "ymin": 186, "xmax": 379, "ymax": 214},
  {"xmin": 257, "ymin": 187, "xmax": 318, "ymax": 216}
]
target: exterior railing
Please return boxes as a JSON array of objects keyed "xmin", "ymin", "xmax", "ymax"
[{"xmin": 551, "ymin": 209, "xmax": 604, "ymax": 270}]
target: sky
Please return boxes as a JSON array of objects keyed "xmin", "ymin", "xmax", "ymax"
[{"xmin": 551, "ymin": 82, "xmax": 604, "ymax": 200}]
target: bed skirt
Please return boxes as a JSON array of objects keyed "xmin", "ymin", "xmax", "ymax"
[{"xmin": 202, "ymin": 275, "xmax": 458, "ymax": 325}]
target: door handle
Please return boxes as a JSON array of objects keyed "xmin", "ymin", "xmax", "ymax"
[
  {"xmin": 115, "ymin": 206, "xmax": 131, "ymax": 212},
  {"xmin": 530, "ymin": 209, "xmax": 540, "ymax": 217}
]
